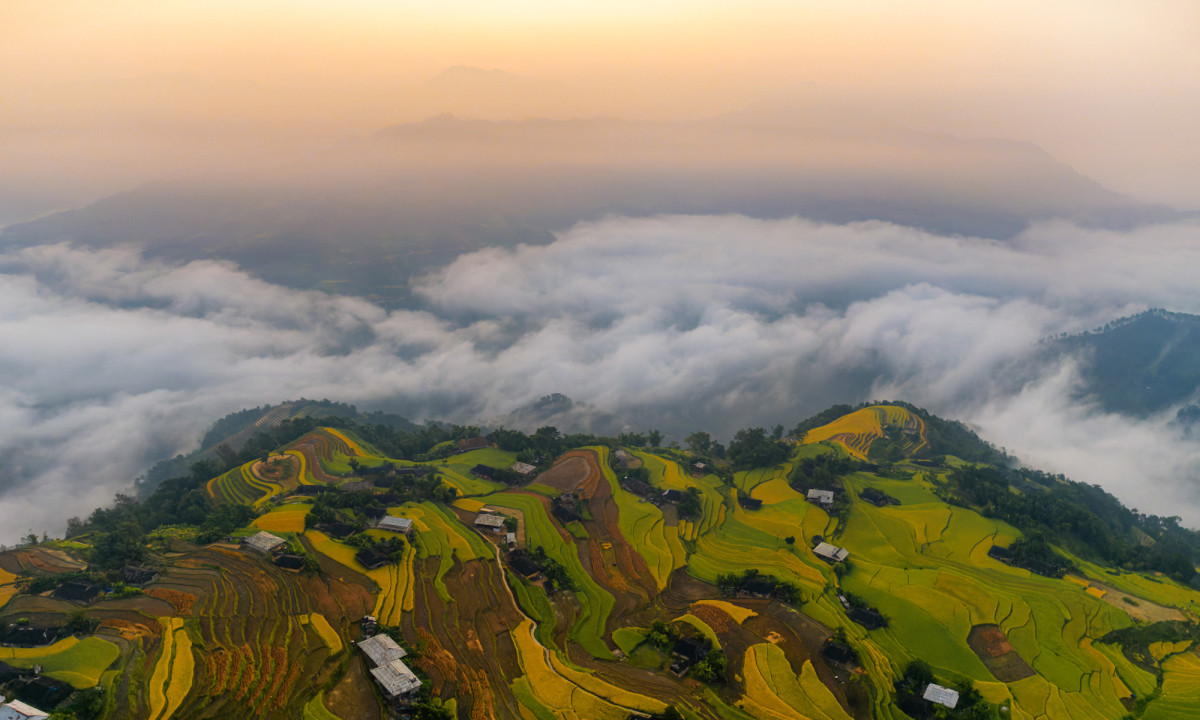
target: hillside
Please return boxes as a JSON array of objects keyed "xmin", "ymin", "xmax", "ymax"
[
  {"xmin": 4, "ymin": 403, "xmax": 1200, "ymax": 719},
  {"xmin": 1044, "ymin": 309, "xmax": 1200, "ymax": 417}
]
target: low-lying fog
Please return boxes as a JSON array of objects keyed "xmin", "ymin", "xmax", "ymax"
[{"xmin": 4, "ymin": 214, "xmax": 1200, "ymax": 542}]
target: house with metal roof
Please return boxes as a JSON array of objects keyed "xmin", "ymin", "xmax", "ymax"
[
  {"xmin": 474, "ymin": 513, "xmax": 507, "ymax": 531},
  {"xmin": 807, "ymin": 489, "xmax": 835, "ymax": 507},
  {"xmin": 242, "ymin": 531, "xmax": 286, "ymax": 554},
  {"xmin": 370, "ymin": 658, "xmax": 422, "ymax": 698},
  {"xmin": 358, "ymin": 634, "xmax": 407, "ymax": 666},
  {"xmin": 357, "ymin": 635, "xmax": 421, "ymax": 698},
  {"xmin": 511, "ymin": 462, "xmax": 537, "ymax": 477},
  {"xmin": 922, "ymin": 683, "xmax": 960, "ymax": 709},
  {"xmin": 0, "ymin": 698, "xmax": 50, "ymax": 720},
  {"xmin": 813, "ymin": 542, "xmax": 850, "ymax": 563},
  {"xmin": 377, "ymin": 516, "xmax": 413, "ymax": 535}
]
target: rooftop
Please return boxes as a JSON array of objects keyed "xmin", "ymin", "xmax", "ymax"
[
  {"xmin": 813, "ymin": 542, "xmax": 849, "ymax": 563},
  {"xmin": 807, "ymin": 489, "xmax": 835, "ymax": 504},
  {"xmin": 243, "ymin": 531, "xmax": 286, "ymax": 553},
  {"xmin": 511, "ymin": 461, "xmax": 537, "ymax": 476},
  {"xmin": 475, "ymin": 513, "xmax": 507, "ymax": 528},
  {"xmin": 923, "ymin": 683, "xmax": 960, "ymax": 709},
  {"xmin": 377, "ymin": 516, "xmax": 413, "ymax": 533},
  {"xmin": 358, "ymin": 634, "xmax": 407, "ymax": 667},
  {"xmin": 370, "ymin": 658, "xmax": 422, "ymax": 697},
  {"xmin": 0, "ymin": 699, "xmax": 50, "ymax": 720}
]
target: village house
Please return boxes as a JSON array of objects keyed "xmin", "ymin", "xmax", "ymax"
[
  {"xmin": 0, "ymin": 698, "xmax": 49, "ymax": 720},
  {"xmin": 120, "ymin": 565, "xmax": 158, "ymax": 586},
  {"xmin": 376, "ymin": 516, "xmax": 414, "ymax": 535},
  {"xmin": 813, "ymin": 542, "xmax": 850, "ymax": 564},
  {"xmin": 922, "ymin": 683, "xmax": 960, "ymax": 709},
  {"xmin": 242, "ymin": 531, "xmax": 286, "ymax": 554},
  {"xmin": 357, "ymin": 634, "xmax": 422, "ymax": 699},
  {"xmin": 507, "ymin": 551, "xmax": 541, "ymax": 578},
  {"xmin": 356, "ymin": 548, "xmax": 389, "ymax": 571},
  {"xmin": 806, "ymin": 489, "xmax": 835, "ymax": 509},
  {"xmin": 511, "ymin": 461, "xmax": 538, "ymax": 478},
  {"xmin": 623, "ymin": 479, "xmax": 656, "ymax": 499},
  {"xmin": 471, "ymin": 464, "xmax": 497, "ymax": 479},
  {"xmin": 738, "ymin": 496, "xmax": 763, "ymax": 510},
  {"xmin": 474, "ymin": 511, "xmax": 507, "ymax": 533}
]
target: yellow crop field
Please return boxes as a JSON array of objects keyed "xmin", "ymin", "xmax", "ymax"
[
  {"xmin": 308, "ymin": 613, "xmax": 343, "ymax": 654},
  {"xmin": 1150, "ymin": 641, "xmax": 1192, "ymax": 662},
  {"xmin": 369, "ymin": 541, "xmax": 416, "ymax": 621},
  {"xmin": 509, "ymin": 619, "xmax": 627, "ymax": 720},
  {"xmin": 753, "ymin": 477, "xmax": 804, "ymax": 504},
  {"xmin": 0, "ymin": 567, "xmax": 17, "ymax": 609},
  {"xmin": 147, "ymin": 618, "xmax": 178, "ymax": 720},
  {"xmin": 740, "ymin": 643, "xmax": 851, "ymax": 720},
  {"xmin": 695, "ymin": 599, "xmax": 756, "ymax": 624},
  {"xmin": 1086, "ymin": 586, "xmax": 1107, "ymax": 599},
  {"xmin": 324, "ymin": 427, "xmax": 367, "ymax": 456},
  {"xmin": 0, "ymin": 636, "xmax": 119, "ymax": 689},
  {"xmin": 453, "ymin": 497, "xmax": 487, "ymax": 513},
  {"xmin": 162, "ymin": 619, "xmax": 194, "ymax": 719},
  {"xmin": 802, "ymin": 405, "xmax": 925, "ymax": 459},
  {"xmin": 254, "ymin": 504, "xmax": 311, "ymax": 533},
  {"xmin": 549, "ymin": 653, "xmax": 667, "ymax": 714},
  {"xmin": 306, "ymin": 530, "xmax": 369, "ymax": 573}
]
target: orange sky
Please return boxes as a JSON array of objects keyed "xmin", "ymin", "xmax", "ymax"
[{"xmin": 2, "ymin": 0, "xmax": 1198, "ymax": 206}]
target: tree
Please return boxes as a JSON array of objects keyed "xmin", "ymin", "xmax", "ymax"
[
  {"xmin": 784, "ymin": 535, "xmax": 795, "ymax": 545},
  {"xmin": 727, "ymin": 427, "xmax": 790, "ymax": 470},
  {"xmin": 89, "ymin": 520, "xmax": 146, "ymax": 569},
  {"xmin": 685, "ymin": 431, "xmax": 712, "ymax": 455},
  {"xmin": 647, "ymin": 429, "xmax": 663, "ymax": 447}
]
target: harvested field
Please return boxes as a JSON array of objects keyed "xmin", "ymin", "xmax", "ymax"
[
  {"xmin": 537, "ymin": 453, "xmax": 594, "ymax": 493},
  {"xmin": 968, "ymin": 624, "xmax": 1036, "ymax": 682},
  {"xmin": 1088, "ymin": 579, "xmax": 1186, "ymax": 623}
]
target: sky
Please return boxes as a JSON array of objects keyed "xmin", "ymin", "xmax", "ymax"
[
  {"xmin": 2, "ymin": 1, "xmax": 1198, "ymax": 211},
  {"xmin": 2, "ymin": 2, "xmax": 1200, "ymax": 542}
]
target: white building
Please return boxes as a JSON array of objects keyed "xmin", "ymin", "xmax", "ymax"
[
  {"xmin": 0, "ymin": 698, "xmax": 50, "ymax": 720},
  {"xmin": 807, "ymin": 489, "xmax": 835, "ymax": 507},
  {"xmin": 357, "ymin": 635, "xmax": 421, "ymax": 698},
  {"xmin": 922, "ymin": 683, "xmax": 960, "ymax": 709},
  {"xmin": 475, "ymin": 513, "xmax": 507, "ymax": 531},
  {"xmin": 242, "ymin": 531, "xmax": 286, "ymax": 554},
  {"xmin": 813, "ymin": 542, "xmax": 850, "ymax": 563},
  {"xmin": 511, "ymin": 462, "xmax": 537, "ymax": 477},
  {"xmin": 377, "ymin": 516, "xmax": 413, "ymax": 535}
]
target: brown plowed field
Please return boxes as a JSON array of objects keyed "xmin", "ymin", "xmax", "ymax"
[
  {"xmin": 285, "ymin": 432, "xmax": 346, "ymax": 484},
  {"xmin": 404, "ymin": 556, "xmax": 527, "ymax": 719},
  {"xmin": 968, "ymin": 624, "xmax": 1036, "ymax": 682},
  {"xmin": 537, "ymin": 453, "xmax": 594, "ymax": 493}
]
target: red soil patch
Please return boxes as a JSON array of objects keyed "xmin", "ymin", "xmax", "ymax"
[{"xmin": 146, "ymin": 587, "xmax": 197, "ymax": 615}]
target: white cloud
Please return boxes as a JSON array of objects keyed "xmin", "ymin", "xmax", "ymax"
[{"xmin": 4, "ymin": 214, "xmax": 1200, "ymax": 541}]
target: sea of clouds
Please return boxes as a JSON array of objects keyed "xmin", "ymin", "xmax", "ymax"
[{"xmin": 4, "ymin": 214, "xmax": 1200, "ymax": 541}]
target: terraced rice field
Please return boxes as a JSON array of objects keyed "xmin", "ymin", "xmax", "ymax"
[
  {"xmin": 739, "ymin": 643, "xmax": 852, "ymax": 720},
  {"xmin": 253, "ymin": 503, "xmax": 311, "ymax": 533},
  {"xmin": 0, "ymin": 636, "xmax": 120, "ymax": 689},
  {"xmin": 802, "ymin": 405, "xmax": 926, "ymax": 459},
  {"xmin": 484, "ymin": 491, "xmax": 616, "ymax": 659}
]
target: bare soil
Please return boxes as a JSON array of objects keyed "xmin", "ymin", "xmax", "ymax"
[{"xmin": 967, "ymin": 624, "xmax": 1036, "ymax": 682}]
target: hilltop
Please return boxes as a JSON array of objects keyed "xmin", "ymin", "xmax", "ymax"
[{"xmin": 3, "ymin": 402, "xmax": 1200, "ymax": 719}]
